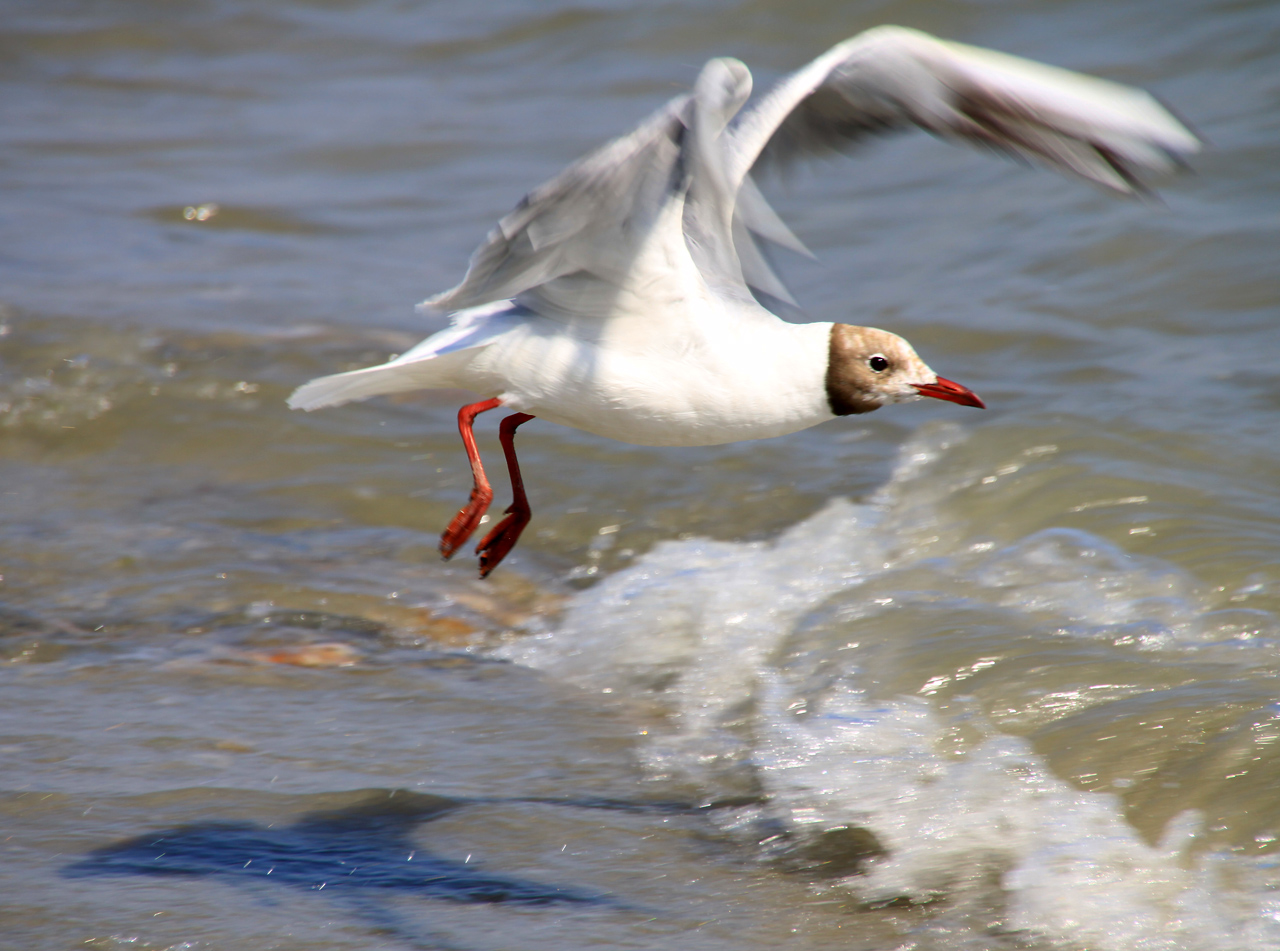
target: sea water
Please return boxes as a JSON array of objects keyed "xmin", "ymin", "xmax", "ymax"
[{"xmin": 3, "ymin": 0, "xmax": 1279, "ymax": 948}]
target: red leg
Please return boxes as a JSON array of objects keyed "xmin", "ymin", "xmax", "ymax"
[
  {"xmin": 476, "ymin": 412, "xmax": 536, "ymax": 578},
  {"xmin": 439, "ymin": 397, "xmax": 503, "ymax": 559}
]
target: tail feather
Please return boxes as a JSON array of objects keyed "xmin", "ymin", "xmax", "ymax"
[
  {"xmin": 287, "ymin": 361, "xmax": 447, "ymax": 411},
  {"xmin": 287, "ymin": 301, "xmax": 521, "ymax": 412}
]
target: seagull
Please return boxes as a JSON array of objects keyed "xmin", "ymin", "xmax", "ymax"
[{"xmin": 289, "ymin": 26, "xmax": 1199, "ymax": 577}]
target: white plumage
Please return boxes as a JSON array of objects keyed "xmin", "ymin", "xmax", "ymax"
[{"xmin": 289, "ymin": 26, "xmax": 1198, "ymax": 575}]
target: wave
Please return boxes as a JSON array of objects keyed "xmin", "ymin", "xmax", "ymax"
[{"xmin": 499, "ymin": 423, "xmax": 1280, "ymax": 950}]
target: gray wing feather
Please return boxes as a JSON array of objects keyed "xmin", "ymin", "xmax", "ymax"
[
  {"xmin": 726, "ymin": 26, "xmax": 1200, "ymax": 197},
  {"xmin": 425, "ymin": 95, "xmax": 694, "ymax": 315},
  {"xmin": 425, "ymin": 56, "xmax": 808, "ymax": 317}
]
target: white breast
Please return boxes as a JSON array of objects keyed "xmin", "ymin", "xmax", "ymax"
[{"xmin": 458, "ymin": 308, "xmax": 835, "ymax": 447}]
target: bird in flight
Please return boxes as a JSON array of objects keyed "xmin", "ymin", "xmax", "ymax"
[{"xmin": 289, "ymin": 26, "xmax": 1199, "ymax": 577}]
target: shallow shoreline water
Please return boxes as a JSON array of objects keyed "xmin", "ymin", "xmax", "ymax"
[{"xmin": 3, "ymin": 1, "xmax": 1280, "ymax": 948}]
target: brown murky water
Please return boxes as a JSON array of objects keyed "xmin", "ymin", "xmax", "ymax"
[{"xmin": 3, "ymin": 1, "xmax": 1280, "ymax": 949}]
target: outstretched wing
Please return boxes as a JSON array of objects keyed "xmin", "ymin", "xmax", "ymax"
[
  {"xmin": 424, "ymin": 27, "xmax": 1199, "ymax": 321},
  {"xmin": 425, "ymin": 96, "xmax": 691, "ymax": 316},
  {"xmin": 726, "ymin": 26, "xmax": 1200, "ymax": 197},
  {"xmin": 424, "ymin": 57, "xmax": 798, "ymax": 320}
]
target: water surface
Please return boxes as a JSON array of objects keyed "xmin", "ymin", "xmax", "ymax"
[{"xmin": 3, "ymin": 1, "xmax": 1280, "ymax": 949}]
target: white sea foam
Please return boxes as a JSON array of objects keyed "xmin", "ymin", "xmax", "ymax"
[
  {"xmin": 755, "ymin": 684, "xmax": 1265, "ymax": 950},
  {"xmin": 498, "ymin": 424, "xmax": 1280, "ymax": 950}
]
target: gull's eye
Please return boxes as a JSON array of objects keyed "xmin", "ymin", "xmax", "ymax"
[{"xmin": 868, "ymin": 354, "xmax": 889, "ymax": 372}]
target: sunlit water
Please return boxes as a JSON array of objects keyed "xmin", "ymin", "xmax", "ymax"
[{"xmin": 3, "ymin": 1, "xmax": 1280, "ymax": 949}]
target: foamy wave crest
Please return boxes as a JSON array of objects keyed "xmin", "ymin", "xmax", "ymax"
[{"xmin": 497, "ymin": 424, "xmax": 1280, "ymax": 950}]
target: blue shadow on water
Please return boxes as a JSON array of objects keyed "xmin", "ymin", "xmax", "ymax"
[
  {"xmin": 62, "ymin": 788, "xmax": 609, "ymax": 906},
  {"xmin": 58, "ymin": 788, "xmax": 752, "ymax": 947}
]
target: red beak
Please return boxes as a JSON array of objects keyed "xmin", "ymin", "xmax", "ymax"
[{"xmin": 912, "ymin": 377, "xmax": 985, "ymax": 409}]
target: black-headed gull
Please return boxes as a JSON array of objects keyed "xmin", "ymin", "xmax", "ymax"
[{"xmin": 289, "ymin": 26, "xmax": 1198, "ymax": 576}]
